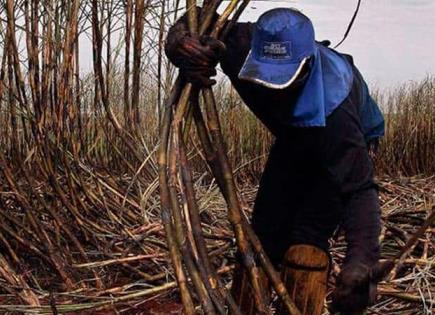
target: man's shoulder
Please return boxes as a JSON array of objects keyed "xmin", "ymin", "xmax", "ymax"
[
  {"xmin": 327, "ymin": 49, "xmax": 363, "ymax": 87},
  {"xmin": 340, "ymin": 53, "xmax": 355, "ymax": 66},
  {"xmin": 220, "ymin": 22, "xmax": 253, "ymax": 79},
  {"xmin": 225, "ymin": 22, "xmax": 253, "ymax": 45},
  {"xmin": 325, "ymin": 46, "xmax": 356, "ymax": 67}
]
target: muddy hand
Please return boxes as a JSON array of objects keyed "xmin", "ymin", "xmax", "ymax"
[
  {"xmin": 330, "ymin": 263, "xmax": 377, "ymax": 315},
  {"xmin": 166, "ymin": 28, "xmax": 226, "ymax": 87}
]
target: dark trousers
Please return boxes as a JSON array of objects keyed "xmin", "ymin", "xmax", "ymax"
[{"xmin": 251, "ymin": 98, "xmax": 381, "ymax": 267}]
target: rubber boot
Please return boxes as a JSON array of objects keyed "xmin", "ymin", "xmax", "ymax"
[
  {"xmin": 230, "ymin": 262, "xmax": 270, "ymax": 315},
  {"xmin": 276, "ymin": 245, "xmax": 329, "ymax": 315}
]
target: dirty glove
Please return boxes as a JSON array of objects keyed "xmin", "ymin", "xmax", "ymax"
[
  {"xmin": 180, "ymin": 36, "xmax": 226, "ymax": 87},
  {"xmin": 330, "ymin": 263, "xmax": 377, "ymax": 315},
  {"xmin": 165, "ymin": 15, "xmax": 226, "ymax": 87}
]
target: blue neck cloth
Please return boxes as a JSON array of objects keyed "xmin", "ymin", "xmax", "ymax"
[{"xmin": 289, "ymin": 44, "xmax": 354, "ymax": 127}]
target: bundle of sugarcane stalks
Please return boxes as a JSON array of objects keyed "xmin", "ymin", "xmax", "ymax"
[{"xmin": 158, "ymin": 1, "xmax": 301, "ymax": 314}]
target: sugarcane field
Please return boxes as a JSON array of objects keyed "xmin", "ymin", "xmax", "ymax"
[{"xmin": 0, "ymin": 0, "xmax": 434, "ymax": 314}]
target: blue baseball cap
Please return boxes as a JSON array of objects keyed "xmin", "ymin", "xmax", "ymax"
[{"xmin": 238, "ymin": 8, "xmax": 316, "ymax": 89}]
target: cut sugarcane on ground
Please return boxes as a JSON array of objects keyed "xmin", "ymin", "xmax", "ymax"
[{"xmin": 0, "ymin": 173, "xmax": 433, "ymax": 314}]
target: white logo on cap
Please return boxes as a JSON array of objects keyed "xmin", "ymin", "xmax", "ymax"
[{"xmin": 263, "ymin": 41, "xmax": 292, "ymax": 59}]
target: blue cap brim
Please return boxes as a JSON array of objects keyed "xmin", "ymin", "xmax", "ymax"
[{"xmin": 238, "ymin": 51, "xmax": 309, "ymax": 89}]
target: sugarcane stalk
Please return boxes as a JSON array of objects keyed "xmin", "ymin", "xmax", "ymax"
[
  {"xmin": 386, "ymin": 206, "xmax": 435, "ymax": 281},
  {"xmin": 171, "ymin": 63, "xmax": 227, "ymax": 315},
  {"xmin": 193, "ymin": 7, "xmax": 272, "ymax": 309},
  {"xmin": 242, "ymin": 215, "xmax": 302, "ymax": 315},
  {"xmin": 209, "ymin": 0, "xmax": 240, "ymax": 38},
  {"xmin": 202, "ymin": 89, "xmax": 270, "ymax": 315},
  {"xmin": 175, "ymin": 2, "xmax": 266, "ymax": 314},
  {"xmin": 193, "ymin": 92, "xmax": 302, "ymax": 314},
  {"xmin": 168, "ymin": 136, "xmax": 217, "ymax": 314},
  {"xmin": 178, "ymin": 132, "xmax": 231, "ymax": 314},
  {"xmin": 168, "ymin": 53, "xmax": 218, "ymax": 314},
  {"xmin": 190, "ymin": 95, "xmax": 244, "ymax": 315},
  {"xmin": 160, "ymin": 1, "xmax": 301, "ymax": 314},
  {"xmin": 200, "ymin": 12, "xmax": 263, "ymax": 302},
  {"xmin": 158, "ymin": 80, "xmax": 195, "ymax": 315},
  {"xmin": 163, "ymin": 1, "xmax": 251, "ymax": 314},
  {"xmin": 168, "ymin": 61, "xmax": 219, "ymax": 315},
  {"xmin": 184, "ymin": 77, "xmax": 300, "ymax": 315},
  {"xmin": 199, "ymin": 0, "xmax": 224, "ymax": 35},
  {"xmin": 221, "ymin": 0, "xmax": 250, "ymax": 40}
]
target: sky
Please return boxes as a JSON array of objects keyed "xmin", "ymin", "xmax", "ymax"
[
  {"xmin": 76, "ymin": 0, "xmax": 435, "ymax": 90},
  {"xmin": 224, "ymin": 0, "xmax": 435, "ymax": 89}
]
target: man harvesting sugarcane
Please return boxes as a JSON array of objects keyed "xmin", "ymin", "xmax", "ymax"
[{"xmin": 165, "ymin": 7, "xmax": 385, "ymax": 315}]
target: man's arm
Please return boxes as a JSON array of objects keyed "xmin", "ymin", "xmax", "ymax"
[
  {"xmin": 219, "ymin": 22, "xmax": 253, "ymax": 81},
  {"xmin": 321, "ymin": 69, "xmax": 382, "ymax": 314}
]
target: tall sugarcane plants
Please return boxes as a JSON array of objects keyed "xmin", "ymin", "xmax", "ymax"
[{"xmin": 158, "ymin": 1, "xmax": 301, "ymax": 314}]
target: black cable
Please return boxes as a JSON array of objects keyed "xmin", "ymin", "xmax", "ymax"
[{"xmin": 334, "ymin": 0, "xmax": 362, "ymax": 49}]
